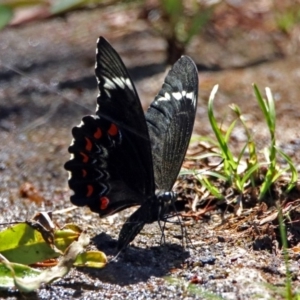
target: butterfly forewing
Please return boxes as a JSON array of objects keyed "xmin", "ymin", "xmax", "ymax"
[
  {"xmin": 95, "ymin": 38, "xmax": 155, "ymax": 196},
  {"xmin": 117, "ymin": 56, "xmax": 199, "ymax": 251},
  {"xmin": 65, "ymin": 37, "xmax": 155, "ymax": 217},
  {"xmin": 145, "ymin": 56, "xmax": 198, "ymax": 190}
]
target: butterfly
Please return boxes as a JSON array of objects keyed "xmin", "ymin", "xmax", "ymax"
[{"xmin": 64, "ymin": 37, "xmax": 198, "ymax": 252}]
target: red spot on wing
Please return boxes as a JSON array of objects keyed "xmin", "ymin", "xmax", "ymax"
[
  {"xmin": 94, "ymin": 127, "xmax": 102, "ymax": 139},
  {"xmin": 85, "ymin": 137, "xmax": 92, "ymax": 151},
  {"xmin": 100, "ymin": 197, "xmax": 109, "ymax": 210},
  {"xmin": 86, "ymin": 185, "xmax": 93, "ymax": 197},
  {"xmin": 108, "ymin": 123, "xmax": 118, "ymax": 136},
  {"xmin": 82, "ymin": 169, "xmax": 87, "ymax": 177},
  {"xmin": 80, "ymin": 152, "xmax": 89, "ymax": 163}
]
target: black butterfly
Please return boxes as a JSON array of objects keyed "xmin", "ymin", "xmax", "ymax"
[{"xmin": 64, "ymin": 37, "xmax": 198, "ymax": 252}]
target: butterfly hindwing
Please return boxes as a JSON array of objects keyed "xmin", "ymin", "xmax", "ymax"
[{"xmin": 65, "ymin": 37, "xmax": 155, "ymax": 217}]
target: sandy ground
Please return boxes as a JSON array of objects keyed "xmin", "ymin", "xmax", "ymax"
[{"xmin": 0, "ymin": 5, "xmax": 300, "ymax": 299}]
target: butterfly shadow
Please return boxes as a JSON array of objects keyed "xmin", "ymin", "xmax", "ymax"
[{"xmin": 79, "ymin": 232, "xmax": 190, "ymax": 286}]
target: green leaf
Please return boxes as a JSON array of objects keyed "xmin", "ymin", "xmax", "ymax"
[
  {"xmin": 50, "ymin": 0, "xmax": 86, "ymax": 14},
  {"xmin": 254, "ymin": 84, "xmax": 280, "ymax": 200},
  {"xmin": 0, "ymin": 262, "xmax": 41, "ymax": 289},
  {"xmin": 0, "ymin": 223, "xmax": 59, "ymax": 265},
  {"xmin": 247, "ymin": 140, "xmax": 258, "ymax": 167},
  {"xmin": 0, "ymin": 5, "xmax": 13, "ymax": 29},
  {"xmin": 253, "ymin": 84, "xmax": 270, "ymax": 129},
  {"xmin": 2, "ymin": 232, "xmax": 91, "ymax": 292},
  {"xmin": 0, "ymin": 223, "xmax": 81, "ymax": 265},
  {"xmin": 224, "ymin": 119, "xmax": 237, "ymax": 144},
  {"xmin": 265, "ymin": 87, "xmax": 276, "ymax": 135},
  {"xmin": 199, "ymin": 170, "xmax": 228, "ymax": 181},
  {"xmin": 74, "ymin": 250, "xmax": 107, "ymax": 268},
  {"xmin": 271, "ymin": 167, "xmax": 290, "ymax": 184},
  {"xmin": 161, "ymin": 0, "xmax": 182, "ymax": 19},
  {"xmin": 197, "ymin": 175, "xmax": 223, "ymax": 199},
  {"xmin": 185, "ymin": 7, "xmax": 213, "ymax": 44},
  {"xmin": 189, "ymin": 134, "xmax": 219, "ymax": 144},
  {"xmin": 54, "ymin": 223, "xmax": 82, "ymax": 252},
  {"xmin": 275, "ymin": 146, "xmax": 298, "ymax": 192},
  {"xmin": 239, "ymin": 163, "xmax": 261, "ymax": 189},
  {"xmin": 207, "ymin": 86, "xmax": 226, "ymax": 149},
  {"xmin": 207, "ymin": 85, "xmax": 236, "ymax": 176},
  {"xmin": 259, "ymin": 167, "xmax": 274, "ymax": 200}
]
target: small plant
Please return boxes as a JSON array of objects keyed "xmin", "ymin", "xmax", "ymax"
[
  {"xmin": 274, "ymin": 2, "xmax": 300, "ymax": 34},
  {"xmin": 147, "ymin": 0, "xmax": 218, "ymax": 63},
  {"xmin": 196, "ymin": 84, "xmax": 297, "ymax": 201},
  {"xmin": 207, "ymin": 85, "xmax": 261, "ymax": 195},
  {"xmin": 253, "ymin": 84, "xmax": 297, "ymax": 199}
]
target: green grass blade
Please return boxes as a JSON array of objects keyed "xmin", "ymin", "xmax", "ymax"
[
  {"xmin": 224, "ymin": 119, "xmax": 237, "ymax": 143},
  {"xmin": 185, "ymin": 152, "xmax": 223, "ymax": 161},
  {"xmin": 265, "ymin": 87, "xmax": 276, "ymax": 135},
  {"xmin": 207, "ymin": 85, "xmax": 225, "ymax": 150},
  {"xmin": 196, "ymin": 175, "xmax": 223, "ymax": 199},
  {"xmin": 259, "ymin": 169, "xmax": 274, "ymax": 200},
  {"xmin": 253, "ymin": 84, "xmax": 274, "ymax": 135},
  {"xmin": 247, "ymin": 140, "xmax": 258, "ymax": 168},
  {"xmin": 208, "ymin": 85, "xmax": 236, "ymax": 176},
  {"xmin": 271, "ymin": 167, "xmax": 291, "ymax": 183},
  {"xmin": 277, "ymin": 206, "xmax": 293, "ymax": 299},
  {"xmin": 189, "ymin": 135, "xmax": 220, "ymax": 147},
  {"xmin": 275, "ymin": 146, "xmax": 298, "ymax": 192},
  {"xmin": 198, "ymin": 170, "xmax": 228, "ymax": 181},
  {"xmin": 265, "ymin": 88, "xmax": 277, "ymax": 170},
  {"xmin": 240, "ymin": 163, "xmax": 262, "ymax": 188},
  {"xmin": 236, "ymin": 141, "xmax": 249, "ymax": 166},
  {"xmin": 179, "ymin": 169, "xmax": 227, "ymax": 182},
  {"xmin": 254, "ymin": 84, "xmax": 279, "ymax": 200}
]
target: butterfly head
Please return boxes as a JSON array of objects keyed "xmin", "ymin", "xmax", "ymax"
[{"xmin": 155, "ymin": 190, "xmax": 177, "ymax": 218}]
